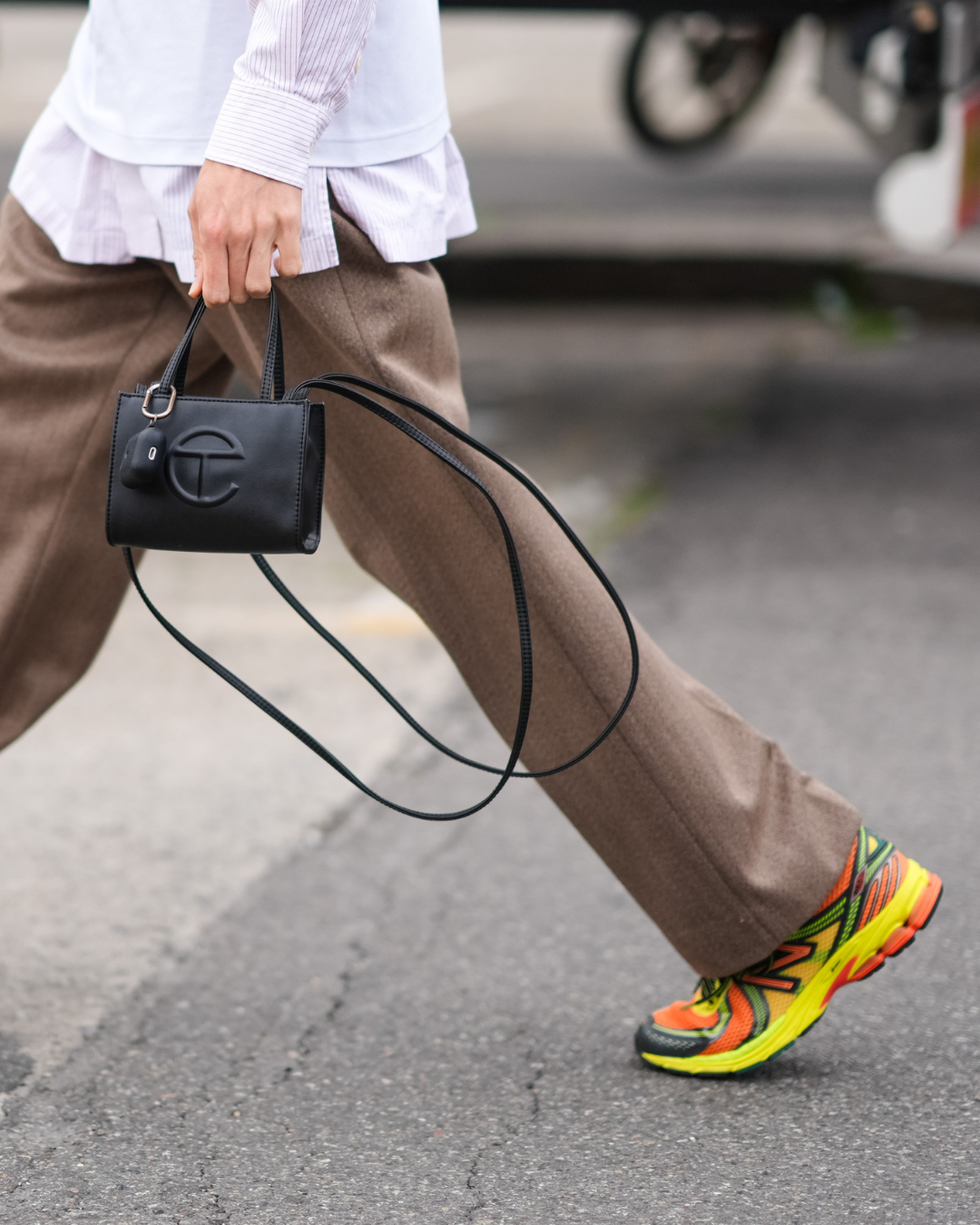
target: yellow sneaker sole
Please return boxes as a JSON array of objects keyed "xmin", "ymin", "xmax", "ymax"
[{"xmin": 640, "ymin": 858, "xmax": 943, "ymax": 1077}]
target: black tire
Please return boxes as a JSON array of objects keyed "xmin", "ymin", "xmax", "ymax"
[{"xmin": 623, "ymin": 14, "xmax": 784, "ymax": 154}]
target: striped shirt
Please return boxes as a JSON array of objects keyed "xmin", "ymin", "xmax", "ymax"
[{"xmin": 10, "ymin": 0, "xmax": 476, "ymax": 280}]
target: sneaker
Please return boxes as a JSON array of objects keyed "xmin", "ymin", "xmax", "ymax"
[{"xmin": 635, "ymin": 828, "xmax": 942, "ymax": 1076}]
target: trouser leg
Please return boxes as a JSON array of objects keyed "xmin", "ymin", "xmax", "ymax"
[
  {"xmin": 0, "ymin": 187, "xmax": 860, "ymax": 976},
  {"xmin": 183, "ymin": 210, "xmax": 861, "ymax": 978},
  {"xmin": 0, "ymin": 196, "xmax": 232, "ymax": 748}
]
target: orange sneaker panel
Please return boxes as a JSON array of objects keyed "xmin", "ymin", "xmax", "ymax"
[
  {"xmin": 908, "ymin": 872, "xmax": 942, "ymax": 929},
  {"xmin": 742, "ymin": 943, "xmax": 812, "ymax": 991},
  {"xmin": 860, "ymin": 850, "xmax": 906, "ymax": 928},
  {"xmin": 860, "ymin": 876, "xmax": 882, "ymax": 928},
  {"xmin": 772, "ymin": 944, "xmax": 825, "ymax": 996},
  {"xmin": 740, "ymin": 974, "xmax": 789, "ymax": 991},
  {"xmin": 818, "ymin": 835, "xmax": 858, "ymax": 910},
  {"xmin": 887, "ymin": 851, "xmax": 909, "ymax": 903},
  {"xmin": 652, "ymin": 998, "xmax": 720, "ymax": 1031},
  {"xmin": 880, "ymin": 859, "xmax": 898, "ymax": 911},
  {"xmin": 875, "ymin": 856, "xmax": 897, "ymax": 916},
  {"xmin": 703, "ymin": 984, "xmax": 754, "ymax": 1054},
  {"xmin": 771, "ymin": 942, "xmax": 813, "ymax": 972},
  {"xmin": 804, "ymin": 927, "xmax": 837, "ymax": 974}
]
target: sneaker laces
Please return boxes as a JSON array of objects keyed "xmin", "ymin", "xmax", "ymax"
[{"xmin": 696, "ymin": 976, "xmax": 729, "ymax": 1005}]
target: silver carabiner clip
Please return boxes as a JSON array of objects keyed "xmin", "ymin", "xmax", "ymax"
[{"xmin": 142, "ymin": 381, "xmax": 177, "ymax": 424}]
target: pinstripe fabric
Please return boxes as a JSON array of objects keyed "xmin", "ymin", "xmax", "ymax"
[
  {"xmin": 10, "ymin": 109, "xmax": 477, "ymax": 283},
  {"xmin": 206, "ymin": 0, "xmax": 376, "ymax": 187}
]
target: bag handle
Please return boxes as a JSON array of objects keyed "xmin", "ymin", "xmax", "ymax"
[{"xmin": 155, "ymin": 290, "xmax": 285, "ymax": 403}]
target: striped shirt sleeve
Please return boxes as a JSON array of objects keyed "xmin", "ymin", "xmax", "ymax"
[{"xmin": 205, "ymin": 0, "xmax": 377, "ymax": 189}]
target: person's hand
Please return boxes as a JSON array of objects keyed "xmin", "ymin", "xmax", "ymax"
[{"xmin": 188, "ymin": 160, "xmax": 303, "ymax": 306}]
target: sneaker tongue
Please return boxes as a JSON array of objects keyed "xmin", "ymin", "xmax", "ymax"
[{"xmin": 696, "ymin": 977, "xmax": 725, "ymax": 1004}]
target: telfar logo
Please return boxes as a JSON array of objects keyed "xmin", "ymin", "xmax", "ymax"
[{"xmin": 166, "ymin": 427, "xmax": 245, "ymax": 508}]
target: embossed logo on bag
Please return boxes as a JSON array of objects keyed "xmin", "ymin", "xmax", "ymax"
[{"xmin": 165, "ymin": 427, "xmax": 245, "ymax": 508}]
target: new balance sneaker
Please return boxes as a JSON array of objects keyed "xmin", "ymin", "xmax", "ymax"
[{"xmin": 635, "ymin": 828, "xmax": 942, "ymax": 1076}]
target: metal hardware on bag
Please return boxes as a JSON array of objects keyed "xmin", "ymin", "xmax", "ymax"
[
  {"xmin": 142, "ymin": 382, "xmax": 177, "ymax": 423},
  {"xmin": 109, "ymin": 287, "xmax": 324, "ymax": 554}
]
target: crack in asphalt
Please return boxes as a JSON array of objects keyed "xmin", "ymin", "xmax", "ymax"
[
  {"xmin": 323, "ymin": 938, "xmax": 368, "ymax": 1029},
  {"xmin": 525, "ymin": 1048, "xmax": 545, "ymax": 1120},
  {"xmin": 463, "ymin": 1046, "xmax": 548, "ymax": 1220},
  {"xmin": 462, "ymin": 1148, "xmax": 489, "ymax": 1223},
  {"xmin": 205, "ymin": 1190, "xmax": 229, "ymax": 1223},
  {"xmin": 0, "ymin": 929, "xmax": 375, "ymax": 1218}
]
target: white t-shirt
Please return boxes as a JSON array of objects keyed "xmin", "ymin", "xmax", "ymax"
[
  {"xmin": 11, "ymin": 0, "xmax": 476, "ymax": 280},
  {"xmin": 49, "ymin": 0, "xmax": 451, "ymax": 176}
]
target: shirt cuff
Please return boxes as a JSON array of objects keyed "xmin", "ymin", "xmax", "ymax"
[{"xmin": 205, "ymin": 79, "xmax": 329, "ymax": 189}]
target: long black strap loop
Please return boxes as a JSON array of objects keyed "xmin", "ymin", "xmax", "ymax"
[
  {"xmin": 124, "ymin": 547, "xmax": 527, "ymax": 821},
  {"xmin": 252, "ymin": 553, "xmax": 506, "ymax": 775},
  {"xmin": 124, "ymin": 370, "xmax": 638, "ymax": 817},
  {"xmin": 284, "ymin": 373, "xmax": 640, "ymax": 778},
  {"xmin": 123, "ymin": 390, "xmax": 535, "ymax": 820}
]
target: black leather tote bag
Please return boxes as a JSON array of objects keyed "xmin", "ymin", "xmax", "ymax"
[
  {"xmin": 106, "ymin": 291, "xmax": 324, "ymax": 554},
  {"xmin": 105, "ymin": 290, "xmax": 639, "ymax": 821}
]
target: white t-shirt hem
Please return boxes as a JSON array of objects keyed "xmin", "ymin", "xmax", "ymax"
[{"xmin": 50, "ymin": 81, "xmax": 453, "ymax": 172}]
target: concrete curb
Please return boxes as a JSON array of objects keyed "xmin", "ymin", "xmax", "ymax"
[{"xmin": 437, "ymin": 251, "xmax": 980, "ymax": 322}]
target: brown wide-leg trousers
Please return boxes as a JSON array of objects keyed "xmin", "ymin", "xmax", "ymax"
[{"xmin": 0, "ymin": 193, "xmax": 860, "ymax": 977}]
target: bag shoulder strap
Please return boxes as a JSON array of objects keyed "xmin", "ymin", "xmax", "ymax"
[
  {"xmin": 286, "ymin": 374, "xmax": 640, "ymax": 780},
  {"xmin": 124, "ymin": 373, "xmax": 638, "ymax": 820}
]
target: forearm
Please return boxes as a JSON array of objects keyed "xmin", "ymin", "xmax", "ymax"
[{"xmin": 190, "ymin": 0, "xmax": 376, "ymax": 306}]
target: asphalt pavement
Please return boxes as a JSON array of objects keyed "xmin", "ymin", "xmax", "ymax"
[
  {"xmin": 2, "ymin": 309, "xmax": 979, "ymax": 1223},
  {"xmin": 2, "ymin": 8, "xmax": 980, "ymax": 1223}
]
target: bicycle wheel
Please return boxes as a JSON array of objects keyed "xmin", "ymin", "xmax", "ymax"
[{"xmin": 623, "ymin": 14, "xmax": 783, "ymax": 154}]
